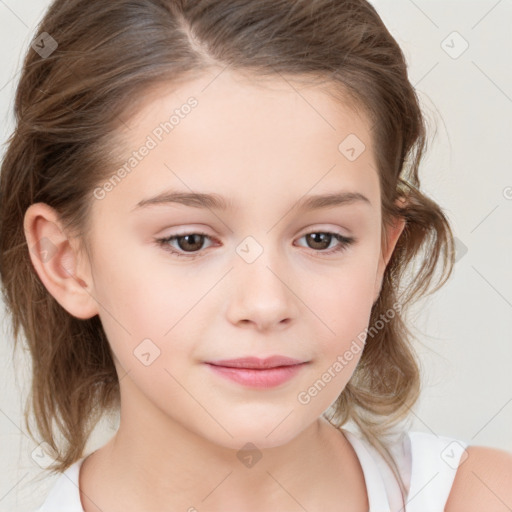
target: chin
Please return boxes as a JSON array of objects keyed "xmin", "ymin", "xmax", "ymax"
[{"xmin": 199, "ymin": 417, "xmax": 311, "ymax": 452}]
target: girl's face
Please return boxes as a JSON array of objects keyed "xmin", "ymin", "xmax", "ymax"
[{"xmin": 80, "ymin": 70, "xmax": 403, "ymax": 449}]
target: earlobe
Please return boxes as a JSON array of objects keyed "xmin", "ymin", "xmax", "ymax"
[{"xmin": 23, "ymin": 203, "xmax": 99, "ymax": 319}]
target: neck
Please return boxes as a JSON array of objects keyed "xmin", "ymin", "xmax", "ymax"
[{"xmin": 79, "ymin": 382, "xmax": 367, "ymax": 511}]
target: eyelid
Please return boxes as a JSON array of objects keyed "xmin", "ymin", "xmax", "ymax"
[
  {"xmin": 154, "ymin": 230, "xmax": 217, "ymax": 259},
  {"xmin": 155, "ymin": 225, "xmax": 356, "ymax": 260},
  {"xmin": 296, "ymin": 223, "xmax": 351, "ymax": 237},
  {"xmin": 157, "ymin": 224, "xmax": 350, "ymax": 244}
]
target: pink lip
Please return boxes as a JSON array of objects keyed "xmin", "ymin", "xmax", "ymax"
[
  {"xmin": 204, "ymin": 356, "xmax": 308, "ymax": 389},
  {"xmin": 207, "ymin": 355, "xmax": 305, "ymax": 369}
]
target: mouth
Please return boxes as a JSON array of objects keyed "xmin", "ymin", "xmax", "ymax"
[
  {"xmin": 206, "ymin": 355, "xmax": 307, "ymax": 369},
  {"xmin": 204, "ymin": 356, "xmax": 309, "ymax": 388}
]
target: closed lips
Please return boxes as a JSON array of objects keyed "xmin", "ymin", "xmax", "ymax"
[{"xmin": 205, "ymin": 356, "xmax": 307, "ymax": 369}]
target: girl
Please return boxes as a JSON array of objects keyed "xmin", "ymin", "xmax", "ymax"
[{"xmin": 1, "ymin": 0, "xmax": 511, "ymax": 511}]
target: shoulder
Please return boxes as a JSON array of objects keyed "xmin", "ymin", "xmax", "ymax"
[{"xmin": 445, "ymin": 444, "xmax": 512, "ymax": 511}]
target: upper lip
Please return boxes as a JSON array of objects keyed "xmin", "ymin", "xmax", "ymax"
[{"xmin": 206, "ymin": 356, "xmax": 306, "ymax": 369}]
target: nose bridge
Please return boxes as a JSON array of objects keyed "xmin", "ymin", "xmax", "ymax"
[
  {"xmin": 227, "ymin": 231, "xmax": 297, "ymax": 327},
  {"xmin": 235, "ymin": 231, "xmax": 287, "ymax": 294}
]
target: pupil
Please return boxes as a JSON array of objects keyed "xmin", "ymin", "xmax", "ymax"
[
  {"xmin": 181, "ymin": 234, "xmax": 203, "ymax": 251},
  {"xmin": 308, "ymin": 233, "xmax": 331, "ymax": 249}
]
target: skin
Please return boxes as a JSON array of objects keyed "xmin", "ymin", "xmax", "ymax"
[{"xmin": 24, "ymin": 69, "xmax": 407, "ymax": 511}]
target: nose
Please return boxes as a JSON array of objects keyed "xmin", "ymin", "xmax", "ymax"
[{"xmin": 225, "ymin": 246, "xmax": 299, "ymax": 332}]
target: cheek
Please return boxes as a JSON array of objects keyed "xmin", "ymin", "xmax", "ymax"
[
  {"xmin": 316, "ymin": 260, "xmax": 378, "ymax": 336},
  {"xmin": 295, "ymin": 268, "xmax": 377, "ymax": 412},
  {"xmin": 90, "ymin": 230, "xmax": 183, "ymax": 328},
  {"xmin": 304, "ymin": 250, "xmax": 379, "ymax": 390},
  {"xmin": 87, "ymin": 242, "xmax": 174, "ymax": 365}
]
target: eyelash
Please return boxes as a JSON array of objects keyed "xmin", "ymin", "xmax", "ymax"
[{"xmin": 155, "ymin": 230, "xmax": 356, "ymax": 260}]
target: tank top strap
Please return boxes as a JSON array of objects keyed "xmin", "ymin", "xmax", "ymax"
[
  {"xmin": 405, "ymin": 431, "xmax": 468, "ymax": 511},
  {"xmin": 342, "ymin": 429, "xmax": 392, "ymax": 511},
  {"xmin": 342, "ymin": 428, "xmax": 469, "ymax": 512}
]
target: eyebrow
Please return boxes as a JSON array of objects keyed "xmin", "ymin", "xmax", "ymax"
[{"xmin": 131, "ymin": 189, "xmax": 371, "ymax": 212}]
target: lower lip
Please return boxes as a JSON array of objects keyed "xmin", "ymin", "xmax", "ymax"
[{"xmin": 205, "ymin": 363, "xmax": 307, "ymax": 388}]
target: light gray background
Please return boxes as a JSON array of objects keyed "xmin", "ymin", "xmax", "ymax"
[{"xmin": 1, "ymin": 1, "xmax": 511, "ymax": 510}]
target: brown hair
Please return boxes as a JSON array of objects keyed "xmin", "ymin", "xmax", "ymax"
[{"xmin": 0, "ymin": 0, "xmax": 455, "ymax": 504}]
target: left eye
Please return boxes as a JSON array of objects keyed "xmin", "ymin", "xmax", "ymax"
[{"xmin": 155, "ymin": 231, "xmax": 355, "ymax": 259}]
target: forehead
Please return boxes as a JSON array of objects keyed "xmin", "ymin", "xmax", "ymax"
[
  {"xmin": 123, "ymin": 69, "xmax": 373, "ymax": 148},
  {"xmin": 99, "ymin": 69, "xmax": 379, "ymax": 218}
]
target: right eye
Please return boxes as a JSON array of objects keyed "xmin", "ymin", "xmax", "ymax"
[{"xmin": 155, "ymin": 231, "xmax": 216, "ymax": 259}]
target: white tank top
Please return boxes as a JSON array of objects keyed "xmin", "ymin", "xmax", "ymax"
[
  {"xmin": 35, "ymin": 429, "xmax": 468, "ymax": 511},
  {"xmin": 343, "ymin": 429, "xmax": 468, "ymax": 511}
]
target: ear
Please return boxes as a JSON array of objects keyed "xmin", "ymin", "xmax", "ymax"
[
  {"xmin": 373, "ymin": 199, "xmax": 407, "ymax": 304},
  {"xmin": 23, "ymin": 202, "xmax": 99, "ymax": 319}
]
